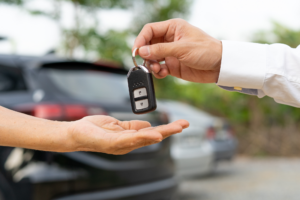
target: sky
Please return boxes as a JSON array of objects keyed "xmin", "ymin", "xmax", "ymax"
[
  {"xmin": 0, "ymin": 0, "xmax": 300, "ymax": 56},
  {"xmin": 190, "ymin": 0, "xmax": 300, "ymax": 40}
]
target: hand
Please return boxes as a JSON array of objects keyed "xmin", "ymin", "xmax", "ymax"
[
  {"xmin": 133, "ymin": 19, "xmax": 222, "ymax": 83},
  {"xmin": 68, "ymin": 115, "xmax": 189, "ymax": 155}
]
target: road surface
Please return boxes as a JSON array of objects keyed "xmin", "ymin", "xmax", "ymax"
[{"xmin": 179, "ymin": 157, "xmax": 300, "ymax": 200}]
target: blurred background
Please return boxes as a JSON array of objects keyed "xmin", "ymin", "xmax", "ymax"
[{"xmin": 1, "ymin": 0, "xmax": 300, "ymax": 200}]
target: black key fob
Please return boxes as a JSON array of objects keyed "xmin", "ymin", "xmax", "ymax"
[
  {"xmin": 127, "ymin": 48, "xmax": 157, "ymax": 114},
  {"xmin": 127, "ymin": 65, "xmax": 157, "ymax": 114}
]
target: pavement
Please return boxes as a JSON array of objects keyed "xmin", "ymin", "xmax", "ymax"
[{"xmin": 179, "ymin": 157, "xmax": 300, "ymax": 200}]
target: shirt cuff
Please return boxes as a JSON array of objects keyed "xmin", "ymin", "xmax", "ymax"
[
  {"xmin": 217, "ymin": 40, "xmax": 268, "ymax": 89},
  {"xmin": 218, "ymin": 85, "xmax": 258, "ymax": 96}
]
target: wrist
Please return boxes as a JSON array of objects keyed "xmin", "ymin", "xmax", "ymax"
[
  {"xmin": 213, "ymin": 39, "xmax": 222, "ymax": 71},
  {"xmin": 211, "ymin": 39, "xmax": 222, "ymax": 83},
  {"xmin": 65, "ymin": 120, "xmax": 100, "ymax": 153},
  {"xmin": 53, "ymin": 121, "xmax": 76, "ymax": 152}
]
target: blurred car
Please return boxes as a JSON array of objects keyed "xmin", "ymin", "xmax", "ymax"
[
  {"xmin": 0, "ymin": 54, "xmax": 177, "ymax": 200},
  {"xmin": 157, "ymin": 101, "xmax": 214, "ymax": 178},
  {"xmin": 207, "ymin": 118, "xmax": 238, "ymax": 163},
  {"xmin": 158, "ymin": 100, "xmax": 237, "ymax": 177}
]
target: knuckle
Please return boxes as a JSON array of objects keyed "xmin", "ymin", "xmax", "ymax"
[
  {"xmin": 172, "ymin": 18, "xmax": 186, "ymax": 24},
  {"xmin": 174, "ymin": 42, "xmax": 187, "ymax": 58},
  {"xmin": 143, "ymin": 23, "xmax": 152, "ymax": 30}
]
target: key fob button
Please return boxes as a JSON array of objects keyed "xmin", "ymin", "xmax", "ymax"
[
  {"xmin": 134, "ymin": 87, "xmax": 147, "ymax": 98},
  {"xmin": 135, "ymin": 99, "xmax": 149, "ymax": 110}
]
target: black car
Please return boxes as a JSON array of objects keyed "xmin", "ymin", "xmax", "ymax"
[{"xmin": 0, "ymin": 54, "xmax": 176, "ymax": 200}]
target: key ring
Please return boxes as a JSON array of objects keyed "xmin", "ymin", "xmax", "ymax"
[
  {"xmin": 132, "ymin": 48, "xmax": 146, "ymax": 67},
  {"xmin": 128, "ymin": 48, "xmax": 149, "ymax": 78}
]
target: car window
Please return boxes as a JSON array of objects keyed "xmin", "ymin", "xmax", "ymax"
[
  {"xmin": 0, "ymin": 65, "xmax": 27, "ymax": 93},
  {"xmin": 42, "ymin": 69, "xmax": 130, "ymax": 104}
]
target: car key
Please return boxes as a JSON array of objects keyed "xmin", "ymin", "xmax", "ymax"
[{"xmin": 127, "ymin": 48, "xmax": 157, "ymax": 114}]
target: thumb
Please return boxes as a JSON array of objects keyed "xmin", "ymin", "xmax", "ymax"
[{"xmin": 138, "ymin": 42, "xmax": 179, "ymax": 60}]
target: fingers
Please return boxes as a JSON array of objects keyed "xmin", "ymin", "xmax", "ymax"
[
  {"xmin": 133, "ymin": 19, "xmax": 188, "ymax": 61},
  {"xmin": 147, "ymin": 56, "xmax": 181, "ymax": 79},
  {"xmin": 133, "ymin": 18, "xmax": 188, "ymax": 49},
  {"xmin": 111, "ymin": 119, "xmax": 189, "ymax": 154},
  {"xmin": 84, "ymin": 116, "xmax": 152, "ymax": 132},
  {"xmin": 146, "ymin": 62, "xmax": 169, "ymax": 79},
  {"xmin": 118, "ymin": 120, "xmax": 151, "ymax": 130},
  {"xmin": 155, "ymin": 64, "xmax": 169, "ymax": 79},
  {"xmin": 176, "ymin": 119, "xmax": 190, "ymax": 129},
  {"xmin": 151, "ymin": 119, "xmax": 189, "ymax": 139},
  {"xmin": 75, "ymin": 117, "xmax": 189, "ymax": 155},
  {"xmin": 138, "ymin": 42, "xmax": 179, "ymax": 61},
  {"xmin": 111, "ymin": 120, "xmax": 189, "ymax": 154},
  {"xmin": 133, "ymin": 20, "xmax": 174, "ymax": 49},
  {"xmin": 104, "ymin": 119, "xmax": 189, "ymax": 155},
  {"xmin": 110, "ymin": 130, "xmax": 163, "ymax": 154}
]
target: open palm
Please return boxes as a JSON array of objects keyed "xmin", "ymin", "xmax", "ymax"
[{"xmin": 69, "ymin": 115, "xmax": 189, "ymax": 155}]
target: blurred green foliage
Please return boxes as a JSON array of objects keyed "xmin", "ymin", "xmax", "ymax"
[
  {"xmin": 253, "ymin": 22, "xmax": 300, "ymax": 48},
  {"xmin": 0, "ymin": 0, "xmax": 23, "ymax": 5},
  {"xmin": 3, "ymin": 0, "xmax": 191, "ymax": 61}
]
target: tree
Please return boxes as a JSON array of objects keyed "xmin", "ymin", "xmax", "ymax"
[
  {"xmin": 0, "ymin": 0, "xmax": 23, "ymax": 4},
  {"xmin": 253, "ymin": 22, "xmax": 300, "ymax": 48},
  {"xmin": 3, "ymin": 0, "xmax": 192, "ymax": 63}
]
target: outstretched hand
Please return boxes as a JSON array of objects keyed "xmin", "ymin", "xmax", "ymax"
[
  {"xmin": 133, "ymin": 19, "xmax": 222, "ymax": 83},
  {"xmin": 68, "ymin": 115, "xmax": 189, "ymax": 155}
]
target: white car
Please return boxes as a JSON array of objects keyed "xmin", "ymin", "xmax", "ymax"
[{"xmin": 157, "ymin": 100, "xmax": 215, "ymax": 178}]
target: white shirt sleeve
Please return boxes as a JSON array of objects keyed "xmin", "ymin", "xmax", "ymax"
[{"xmin": 217, "ymin": 40, "xmax": 300, "ymax": 108}]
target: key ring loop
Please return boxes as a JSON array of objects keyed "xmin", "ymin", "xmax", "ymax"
[
  {"xmin": 132, "ymin": 48, "xmax": 146, "ymax": 67},
  {"xmin": 127, "ymin": 47, "xmax": 149, "ymax": 78}
]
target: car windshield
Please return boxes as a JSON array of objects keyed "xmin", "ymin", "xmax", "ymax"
[{"xmin": 43, "ymin": 69, "xmax": 129, "ymax": 104}]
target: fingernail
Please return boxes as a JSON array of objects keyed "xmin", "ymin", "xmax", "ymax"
[{"xmin": 139, "ymin": 46, "xmax": 150, "ymax": 57}]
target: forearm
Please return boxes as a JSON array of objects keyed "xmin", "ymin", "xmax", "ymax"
[{"xmin": 0, "ymin": 106, "xmax": 72, "ymax": 152}]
